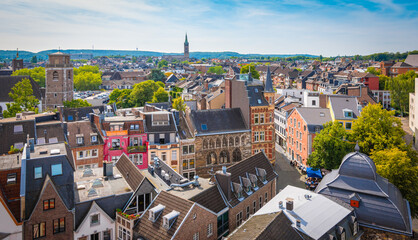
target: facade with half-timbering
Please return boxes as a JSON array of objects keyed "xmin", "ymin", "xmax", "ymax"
[{"xmin": 184, "ymin": 108, "xmax": 251, "ymax": 177}]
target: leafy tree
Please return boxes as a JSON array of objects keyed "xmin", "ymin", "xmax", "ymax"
[
  {"xmin": 351, "ymin": 104, "xmax": 405, "ymax": 156},
  {"xmin": 307, "ymin": 121, "xmax": 354, "ymax": 170},
  {"xmin": 2, "ymin": 78, "xmax": 39, "ymax": 118},
  {"xmin": 63, "ymin": 99, "xmax": 92, "ymax": 108},
  {"xmin": 31, "ymin": 55, "xmax": 37, "ymax": 64},
  {"xmin": 172, "ymin": 96, "xmax": 186, "ymax": 112},
  {"xmin": 152, "ymin": 87, "xmax": 169, "ymax": 103},
  {"xmin": 109, "ymin": 88, "xmax": 132, "ymax": 108},
  {"xmin": 74, "ymin": 65, "xmax": 100, "ymax": 75},
  {"xmin": 371, "ymin": 148, "xmax": 418, "ymax": 217},
  {"xmin": 12, "ymin": 67, "xmax": 45, "ymax": 87},
  {"xmin": 149, "ymin": 69, "xmax": 166, "ymax": 83},
  {"xmin": 169, "ymin": 86, "xmax": 183, "ymax": 99},
  {"xmin": 240, "ymin": 64, "xmax": 260, "ymax": 79},
  {"xmin": 146, "ymin": 57, "xmax": 153, "ymax": 63},
  {"xmin": 207, "ymin": 66, "xmax": 225, "ymax": 75},
  {"xmin": 378, "ymin": 74, "xmax": 390, "ymax": 90},
  {"xmin": 129, "ymin": 80, "xmax": 165, "ymax": 107},
  {"xmin": 366, "ymin": 66, "xmax": 380, "ymax": 76},
  {"xmin": 74, "ymin": 72, "xmax": 102, "ymax": 91},
  {"xmin": 386, "ymin": 70, "xmax": 416, "ymax": 115},
  {"xmin": 157, "ymin": 59, "xmax": 168, "ymax": 68}
]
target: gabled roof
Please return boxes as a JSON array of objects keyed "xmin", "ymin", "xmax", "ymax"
[
  {"xmin": 133, "ymin": 191, "xmax": 194, "ymax": 240},
  {"xmin": 115, "ymin": 154, "xmax": 145, "ymax": 190},
  {"xmin": 294, "ymin": 108, "xmax": 332, "ymax": 133},
  {"xmin": 67, "ymin": 120, "xmax": 103, "ymax": 148},
  {"xmin": 189, "ymin": 108, "xmax": 248, "ymax": 135},
  {"xmin": 328, "ymin": 96, "xmax": 360, "ymax": 120},
  {"xmin": 166, "ymin": 74, "xmax": 179, "ymax": 83},
  {"xmin": 189, "ymin": 186, "xmax": 227, "ymax": 213},
  {"xmin": 404, "ymin": 54, "xmax": 418, "ymax": 67}
]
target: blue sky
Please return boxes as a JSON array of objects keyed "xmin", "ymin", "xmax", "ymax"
[{"xmin": 1, "ymin": 0, "xmax": 417, "ymax": 56}]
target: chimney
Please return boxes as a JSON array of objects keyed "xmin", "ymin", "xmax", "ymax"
[
  {"xmin": 286, "ymin": 198, "xmax": 294, "ymax": 211},
  {"xmin": 225, "ymin": 78, "xmax": 232, "ymax": 108},
  {"xmin": 29, "ymin": 138, "xmax": 35, "ymax": 153},
  {"xmin": 215, "ymin": 168, "xmax": 232, "ymax": 201},
  {"xmin": 17, "ymin": 155, "xmax": 19, "ymax": 165},
  {"xmin": 204, "ymin": 81, "xmax": 209, "ymax": 91},
  {"xmin": 296, "ymin": 219, "xmax": 301, "ymax": 228}
]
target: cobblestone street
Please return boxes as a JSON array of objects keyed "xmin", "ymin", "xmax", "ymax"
[{"xmin": 274, "ymin": 144, "xmax": 305, "ymax": 193}]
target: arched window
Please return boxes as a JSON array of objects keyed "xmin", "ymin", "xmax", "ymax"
[
  {"xmin": 203, "ymin": 139, "xmax": 208, "ymax": 149},
  {"xmin": 219, "ymin": 150, "xmax": 229, "ymax": 164},
  {"xmin": 53, "ymin": 71, "xmax": 58, "ymax": 81},
  {"xmin": 241, "ymin": 135, "xmax": 246, "ymax": 145},
  {"xmin": 232, "ymin": 148, "xmax": 241, "ymax": 162},
  {"xmin": 235, "ymin": 136, "xmax": 240, "ymax": 146},
  {"xmin": 216, "ymin": 138, "xmax": 221, "ymax": 148},
  {"xmin": 229, "ymin": 137, "xmax": 234, "ymax": 147},
  {"xmin": 209, "ymin": 139, "xmax": 214, "ymax": 149},
  {"xmin": 68, "ymin": 71, "xmax": 71, "ymax": 80},
  {"xmin": 222, "ymin": 137, "xmax": 227, "ymax": 147},
  {"xmin": 206, "ymin": 152, "xmax": 217, "ymax": 165}
]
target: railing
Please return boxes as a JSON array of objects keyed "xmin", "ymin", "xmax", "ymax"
[{"xmin": 116, "ymin": 210, "xmax": 140, "ymax": 220}]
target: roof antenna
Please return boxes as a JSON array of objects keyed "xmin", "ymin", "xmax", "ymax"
[{"xmin": 354, "ymin": 142, "xmax": 360, "ymax": 152}]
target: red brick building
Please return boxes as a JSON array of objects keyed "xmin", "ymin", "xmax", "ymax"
[
  {"xmin": 287, "ymin": 108, "xmax": 331, "ymax": 166},
  {"xmin": 351, "ymin": 72, "xmax": 379, "ymax": 91}
]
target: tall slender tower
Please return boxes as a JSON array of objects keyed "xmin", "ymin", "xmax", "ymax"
[
  {"xmin": 45, "ymin": 52, "xmax": 74, "ymax": 109},
  {"xmin": 184, "ymin": 33, "xmax": 189, "ymax": 59},
  {"xmin": 12, "ymin": 48, "xmax": 23, "ymax": 72}
]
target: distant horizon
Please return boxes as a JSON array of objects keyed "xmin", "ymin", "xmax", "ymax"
[{"xmin": 1, "ymin": 0, "xmax": 417, "ymax": 56}]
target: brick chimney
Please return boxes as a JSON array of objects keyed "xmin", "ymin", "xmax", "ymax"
[
  {"xmin": 225, "ymin": 77, "xmax": 232, "ymax": 108},
  {"xmin": 215, "ymin": 166, "xmax": 232, "ymax": 201}
]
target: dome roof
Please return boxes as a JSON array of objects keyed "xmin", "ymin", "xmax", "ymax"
[{"xmin": 338, "ymin": 151, "xmax": 377, "ymax": 180}]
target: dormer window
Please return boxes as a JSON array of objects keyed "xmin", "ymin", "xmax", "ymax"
[
  {"xmin": 76, "ymin": 135, "xmax": 84, "ymax": 145},
  {"xmin": 256, "ymin": 168, "xmax": 267, "ymax": 184},
  {"xmin": 344, "ymin": 109, "xmax": 353, "ymax": 118},
  {"xmin": 349, "ymin": 216, "xmax": 358, "ymax": 236},
  {"xmin": 240, "ymin": 176, "xmax": 252, "ymax": 195},
  {"xmin": 91, "ymin": 135, "xmax": 97, "ymax": 143},
  {"xmin": 162, "ymin": 210, "xmax": 180, "ymax": 230},
  {"xmin": 248, "ymin": 173, "xmax": 258, "ymax": 190},
  {"xmin": 232, "ymin": 182, "xmax": 244, "ymax": 201},
  {"xmin": 149, "ymin": 204, "xmax": 165, "ymax": 222}
]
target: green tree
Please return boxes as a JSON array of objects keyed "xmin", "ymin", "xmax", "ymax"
[
  {"xmin": 378, "ymin": 74, "xmax": 390, "ymax": 90},
  {"xmin": 146, "ymin": 57, "xmax": 153, "ymax": 63},
  {"xmin": 12, "ymin": 67, "xmax": 45, "ymax": 87},
  {"xmin": 371, "ymin": 148, "xmax": 418, "ymax": 217},
  {"xmin": 74, "ymin": 72, "xmax": 102, "ymax": 91},
  {"xmin": 386, "ymin": 70, "xmax": 416, "ymax": 115},
  {"xmin": 74, "ymin": 65, "xmax": 100, "ymax": 75},
  {"xmin": 157, "ymin": 59, "xmax": 168, "ymax": 68},
  {"xmin": 366, "ymin": 66, "xmax": 380, "ymax": 76},
  {"xmin": 63, "ymin": 99, "xmax": 92, "ymax": 108},
  {"xmin": 109, "ymin": 88, "xmax": 133, "ymax": 108},
  {"xmin": 207, "ymin": 66, "xmax": 225, "ymax": 75},
  {"xmin": 3, "ymin": 78, "xmax": 40, "ymax": 118},
  {"xmin": 240, "ymin": 64, "xmax": 260, "ymax": 79},
  {"xmin": 152, "ymin": 87, "xmax": 169, "ymax": 103},
  {"xmin": 307, "ymin": 121, "xmax": 354, "ymax": 170},
  {"xmin": 351, "ymin": 104, "xmax": 405, "ymax": 156},
  {"xmin": 172, "ymin": 96, "xmax": 186, "ymax": 112},
  {"xmin": 31, "ymin": 55, "xmax": 37, "ymax": 64},
  {"xmin": 129, "ymin": 80, "xmax": 165, "ymax": 107},
  {"xmin": 149, "ymin": 69, "xmax": 166, "ymax": 82}
]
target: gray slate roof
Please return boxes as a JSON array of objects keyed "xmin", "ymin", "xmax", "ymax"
[
  {"xmin": 315, "ymin": 151, "xmax": 412, "ymax": 236},
  {"xmin": 295, "ymin": 108, "xmax": 332, "ymax": 133},
  {"xmin": 189, "ymin": 108, "xmax": 248, "ymax": 135},
  {"xmin": 404, "ymin": 54, "xmax": 418, "ymax": 67},
  {"xmin": 328, "ymin": 96, "xmax": 360, "ymax": 120},
  {"xmin": 247, "ymin": 85, "xmax": 269, "ymax": 107},
  {"xmin": 144, "ymin": 112, "xmax": 177, "ymax": 133}
]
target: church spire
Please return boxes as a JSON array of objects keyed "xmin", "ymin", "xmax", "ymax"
[
  {"xmin": 264, "ymin": 65, "xmax": 274, "ymax": 93},
  {"xmin": 185, "ymin": 33, "xmax": 189, "ymax": 45},
  {"xmin": 16, "ymin": 48, "xmax": 19, "ymax": 59}
]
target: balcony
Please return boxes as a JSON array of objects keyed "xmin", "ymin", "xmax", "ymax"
[
  {"xmin": 116, "ymin": 209, "xmax": 140, "ymax": 221},
  {"xmin": 106, "ymin": 130, "xmax": 128, "ymax": 136},
  {"xmin": 127, "ymin": 145, "xmax": 147, "ymax": 153}
]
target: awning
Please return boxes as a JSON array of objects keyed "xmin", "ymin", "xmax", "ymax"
[{"xmin": 306, "ymin": 167, "xmax": 322, "ymax": 178}]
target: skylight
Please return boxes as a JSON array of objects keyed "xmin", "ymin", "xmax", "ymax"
[
  {"xmin": 83, "ymin": 168, "xmax": 94, "ymax": 177},
  {"xmin": 201, "ymin": 124, "xmax": 207, "ymax": 130},
  {"xmin": 257, "ymin": 99, "xmax": 262, "ymax": 104},
  {"xmin": 92, "ymin": 179, "xmax": 104, "ymax": 188},
  {"xmin": 87, "ymin": 188, "xmax": 98, "ymax": 197}
]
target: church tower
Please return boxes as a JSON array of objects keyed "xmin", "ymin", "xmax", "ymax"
[
  {"xmin": 184, "ymin": 33, "xmax": 189, "ymax": 59},
  {"xmin": 263, "ymin": 66, "xmax": 275, "ymax": 105},
  {"xmin": 12, "ymin": 48, "xmax": 23, "ymax": 72},
  {"xmin": 45, "ymin": 52, "xmax": 74, "ymax": 109}
]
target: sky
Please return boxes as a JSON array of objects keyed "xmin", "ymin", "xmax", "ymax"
[{"xmin": 1, "ymin": 0, "xmax": 418, "ymax": 56}]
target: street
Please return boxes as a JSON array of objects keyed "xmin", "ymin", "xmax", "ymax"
[{"xmin": 274, "ymin": 144, "xmax": 305, "ymax": 193}]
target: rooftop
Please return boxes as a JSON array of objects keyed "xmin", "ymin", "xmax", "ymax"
[
  {"xmin": 0, "ymin": 112, "xmax": 57, "ymax": 123},
  {"xmin": 31, "ymin": 142, "xmax": 68, "ymax": 159},
  {"xmin": 74, "ymin": 166, "xmax": 132, "ymax": 203},
  {"xmin": 0, "ymin": 153, "xmax": 22, "ymax": 170},
  {"xmin": 255, "ymin": 185, "xmax": 352, "ymax": 240}
]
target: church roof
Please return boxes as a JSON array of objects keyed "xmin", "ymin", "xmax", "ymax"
[{"xmin": 264, "ymin": 66, "xmax": 274, "ymax": 93}]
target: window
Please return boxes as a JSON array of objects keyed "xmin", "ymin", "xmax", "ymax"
[
  {"xmin": 91, "ymin": 135, "xmax": 97, "ymax": 143},
  {"xmin": 34, "ymin": 167, "xmax": 42, "ymax": 179},
  {"xmin": 201, "ymin": 124, "xmax": 207, "ymax": 130},
  {"xmin": 53, "ymin": 71, "xmax": 59, "ymax": 80},
  {"xmin": 43, "ymin": 199, "xmax": 55, "ymax": 210},
  {"xmin": 254, "ymin": 114, "xmax": 259, "ymax": 124},
  {"xmin": 103, "ymin": 230, "xmax": 111, "ymax": 240},
  {"xmin": 14, "ymin": 142, "xmax": 24, "ymax": 149},
  {"xmin": 207, "ymin": 223, "xmax": 213, "ymax": 237},
  {"xmin": 344, "ymin": 111, "xmax": 353, "ymax": 118},
  {"xmin": 49, "ymin": 137, "xmax": 58, "ymax": 143},
  {"xmin": 90, "ymin": 233, "xmax": 99, "ymax": 240},
  {"xmin": 265, "ymin": 192, "xmax": 268, "ymax": 203},
  {"xmin": 172, "ymin": 150, "xmax": 177, "ymax": 161},
  {"xmin": 53, "ymin": 217, "xmax": 65, "ymax": 234},
  {"xmin": 236, "ymin": 211, "xmax": 243, "ymax": 227},
  {"xmin": 149, "ymin": 134, "xmax": 154, "ymax": 143},
  {"xmin": 260, "ymin": 114, "xmax": 265, "ymax": 123},
  {"xmin": 253, "ymin": 201, "xmax": 256, "ymax": 213},
  {"xmin": 7, "ymin": 173, "xmax": 17, "ymax": 185},
  {"xmin": 159, "ymin": 133, "xmax": 165, "ymax": 144},
  {"xmin": 130, "ymin": 125, "xmax": 134, "ymax": 130},
  {"xmin": 38, "ymin": 138, "xmax": 45, "ymax": 144},
  {"xmin": 135, "ymin": 124, "xmax": 139, "ymax": 130},
  {"xmin": 259, "ymin": 196, "xmax": 263, "ymax": 208},
  {"xmin": 254, "ymin": 132, "xmax": 259, "ymax": 142},
  {"xmin": 260, "ymin": 131, "xmax": 265, "ymax": 141},
  {"xmin": 189, "ymin": 159, "xmax": 195, "ymax": 169},
  {"xmin": 78, "ymin": 151, "xmax": 84, "ymax": 159},
  {"xmin": 77, "ymin": 137, "xmax": 83, "ymax": 144},
  {"xmin": 345, "ymin": 122, "xmax": 352, "ymax": 130},
  {"xmin": 312, "ymin": 100, "xmax": 316, "ymax": 106},
  {"xmin": 92, "ymin": 149, "xmax": 98, "ymax": 157},
  {"xmin": 51, "ymin": 164, "xmax": 62, "ymax": 176},
  {"xmin": 112, "ymin": 139, "xmax": 120, "ymax": 148},
  {"xmin": 161, "ymin": 152, "xmax": 167, "ymax": 161},
  {"xmin": 193, "ymin": 232, "xmax": 199, "ymax": 240},
  {"xmin": 118, "ymin": 226, "xmax": 131, "ymax": 240},
  {"xmin": 91, "ymin": 214, "xmax": 100, "ymax": 226},
  {"xmin": 246, "ymin": 206, "xmax": 250, "ymax": 219},
  {"xmin": 183, "ymin": 146, "xmax": 189, "ymax": 155},
  {"xmin": 33, "ymin": 222, "xmax": 46, "ymax": 239},
  {"xmin": 14, "ymin": 125, "xmax": 23, "ymax": 133},
  {"xmin": 183, "ymin": 160, "xmax": 189, "ymax": 170}
]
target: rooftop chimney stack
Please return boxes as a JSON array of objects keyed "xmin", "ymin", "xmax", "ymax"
[
  {"xmin": 216, "ymin": 168, "xmax": 232, "ymax": 201},
  {"xmin": 296, "ymin": 219, "xmax": 301, "ymax": 228},
  {"xmin": 286, "ymin": 198, "xmax": 294, "ymax": 211}
]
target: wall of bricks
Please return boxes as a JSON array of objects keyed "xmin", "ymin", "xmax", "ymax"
[{"xmin": 175, "ymin": 204, "xmax": 217, "ymax": 240}]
